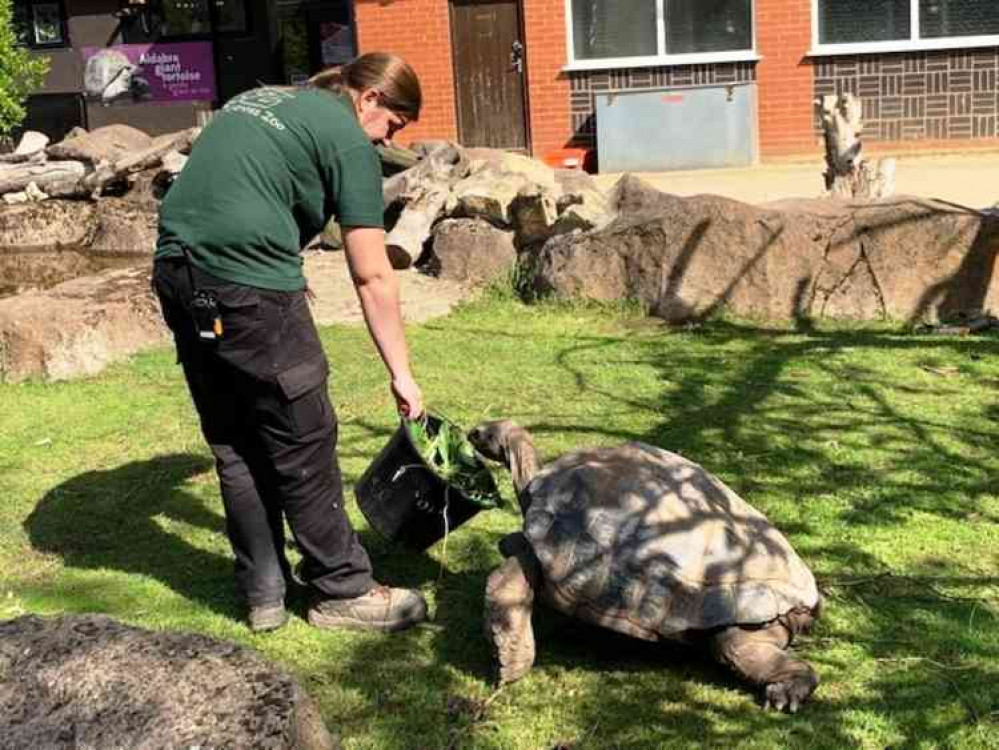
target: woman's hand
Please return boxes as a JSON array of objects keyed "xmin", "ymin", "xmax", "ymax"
[{"xmin": 391, "ymin": 375, "xmax": 423, "ymax": 419}]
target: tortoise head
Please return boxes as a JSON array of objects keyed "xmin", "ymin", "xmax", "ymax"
[
  {"xmin": 468, "ymin": 420, "xmax": 539, "ymax": 504},
  {"xmin": 467, "ymin": 420, "xmax": 518, "ymax": 465}
]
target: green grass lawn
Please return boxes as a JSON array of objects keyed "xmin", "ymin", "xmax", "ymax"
[{"xmin": 2, "ymin": 294, "xmax": 998, "ymax": 749}]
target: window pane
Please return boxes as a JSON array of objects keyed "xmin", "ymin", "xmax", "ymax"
[
  {"xmin": 280, "ymin": 16, "xmax": 309, "ymax": 83},
  {"xmin": 666, "ymin": 0, "xmax": 752, "ymax": 54},
  {"xmin": 818, "ymin": 0, "xmax": 911, "ymax": 44},
  {"xmin": 13, "ymin": 0, "xmax": 32, "ymax": 45},
  {"xmin": 921, "ymin": 0, "xmax": 999, "ymax": 38},
  {"xmin": 572, "ymin": 0, "xmax": 657, "ymax": 60},
  {"xmin": 159, "ymin": 0, "xmax": 211, "ymax": 36},
  {"xmin": 214, "ymin": 0, "xmax": 249, "ymax": 33},
  {"xmin": 32, "ymin": 3, "xmax": 64, "ymax": 45}
]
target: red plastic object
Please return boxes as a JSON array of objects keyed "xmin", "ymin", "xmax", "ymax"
[{"xmin": 542, "ymin": 147, "xmax": 594, "ymax": 172}]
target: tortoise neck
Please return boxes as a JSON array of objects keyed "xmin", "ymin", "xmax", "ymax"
[{"xmin": 507, "ymin": 429, "xmax": 539, "ymax": 514}]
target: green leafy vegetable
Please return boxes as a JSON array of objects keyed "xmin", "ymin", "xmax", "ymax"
[{"xmin": 404, "ymin": 414, "xmax": 502, "ymax": 509}]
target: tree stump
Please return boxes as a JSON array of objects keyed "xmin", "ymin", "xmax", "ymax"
[{"xmin": 815, "ymin": 93, "xmax": 895, "ymax": 201}]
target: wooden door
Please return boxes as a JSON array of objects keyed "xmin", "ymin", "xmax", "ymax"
[{"xmin": 450, "ymin": 0, "xmax": 528, "ymax": 150}]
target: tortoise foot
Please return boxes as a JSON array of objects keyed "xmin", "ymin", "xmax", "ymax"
[
  {"xmin": 763, "ymin": 664, "xmax": 818, "ymax": 713},
  {"xmin": 485, "ymin": 541, "xmax": 540, "ymax": 686},
  {"xmin": 495, "ymin": 651, "xmax": 533, "ymax": 685}
]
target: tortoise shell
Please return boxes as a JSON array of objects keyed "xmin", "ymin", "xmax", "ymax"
[{"xmin": 522, "ymin": 442, "xmax": 820, "ymax": 641}]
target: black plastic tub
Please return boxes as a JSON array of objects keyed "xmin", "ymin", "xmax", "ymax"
[{"xmin": 355, "ymin": 414, "xmax": 497, "ymax": 551}]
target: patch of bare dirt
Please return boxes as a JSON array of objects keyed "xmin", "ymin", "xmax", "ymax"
[{"xmin": 303, "ymin": 250, "xmax": 477, "ymax": 326}]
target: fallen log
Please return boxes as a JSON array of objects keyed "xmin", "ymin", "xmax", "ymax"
[
  {"xmin": 0, "ymin": 161, "xmax": 87, "ymax": 195},
  {"xmin": 383, "ymin": 142, "xmax": 469, "ymax": 209},
  {"xmin": 78, "ymin": 127, "xmax": 200, "ymax": 197},
  {"xmin": 385, "ymin": 184, "xmax": 449, "ymax": 268},
  {"xmin": 0, "ymin": 151, "xmax": 46, "ymax": 165}
]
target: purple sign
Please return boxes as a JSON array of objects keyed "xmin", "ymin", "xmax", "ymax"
[{"xmin": 82, "ymin": 42, "xmax": 216, "ymax": 104}]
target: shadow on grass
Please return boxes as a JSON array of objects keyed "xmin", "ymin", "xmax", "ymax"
[
  {"xmin": 22, "ymin": 447, "xmax": 448, "ymax": 626},
  {"xmin": 542, "ymin": 323, "xmax": 998, "ymax": 747},
  {"xmin": 17, "ymin": 295, "xmax": 999, "ymax": 747},
  {"xmin": 22, "ymin": 453, "xmax": 242, "ymax": 618},
  {"xmin": 386, "ymin": 315, "xmax": 999, "ymax": 748}
]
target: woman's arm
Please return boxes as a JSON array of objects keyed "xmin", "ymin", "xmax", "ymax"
[{"xmin": 342, "ymin": 226, "xmax": 424, "ymax": 418}]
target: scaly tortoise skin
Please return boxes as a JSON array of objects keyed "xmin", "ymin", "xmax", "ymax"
[{"xmin": 469, "ymin": 420, "xmax": 822, "ymax": 713}]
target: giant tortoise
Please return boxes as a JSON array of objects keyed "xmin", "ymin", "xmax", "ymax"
[{"xmin": 467, "ymin": 420, "xmax": 822, "ymax": 712}]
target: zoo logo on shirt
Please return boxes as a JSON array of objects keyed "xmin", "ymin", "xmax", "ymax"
[{"xmin": 223, "ymin": 88, "xmax": 297, "ymax": 131}]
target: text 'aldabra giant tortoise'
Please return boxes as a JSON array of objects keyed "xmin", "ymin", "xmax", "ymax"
[{"xmin": 468, "ymin": 420, "xmax": 822, "ymax": 713}]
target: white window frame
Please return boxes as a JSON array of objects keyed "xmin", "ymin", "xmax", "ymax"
[
  {"xmin": 810, "ymin": 0, "xmax": 999, "ymax": 56},
  {"xmin": 563, "ymin": 0, "xmax": 760, "ymax": 72}
]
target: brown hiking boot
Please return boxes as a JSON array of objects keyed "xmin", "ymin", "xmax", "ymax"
[
  {"xmin": 248, "ymin": 603, "xmax": 289, "ymax": 633},
  {"xmin": 308, "ymin": 585, "xmax": 427, "ymax": 633}
]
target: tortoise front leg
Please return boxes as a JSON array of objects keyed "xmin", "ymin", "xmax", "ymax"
[
  {"xmin": 711, "ymin": 622, "xmax": 819, "ymax": 713},
  {"xmin": 484, "ymin": 532, "xmax": 542, "ymax": 684}
]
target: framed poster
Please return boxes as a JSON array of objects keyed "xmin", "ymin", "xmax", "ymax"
[
  {"xmin": 82, "ymin": 43, "xmax": 216, "ymax": 105},
  {"xmin": 32, "ymin": 3, "xmax": 64, "ymax": 45}
]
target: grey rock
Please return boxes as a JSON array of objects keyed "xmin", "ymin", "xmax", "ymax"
[
  {"xmin": 89, "ymin": 198, "xmax": 158, "ymax": 255},
  {"xmin": 14, "ymin": 130, "xmax": 49, "ymax": 156},
  {"xmin": 0, "ymin": 265, "xmax": 167, "ymax": 382},
  {"xmin": 0, "ymin": 613, "xmax": 338, "ymax": 750},
  {"xmin": 46, "ymin": 124, "xmax": 152, "ymax": 165},
  {"xmin": 426, "ymin": 218, "xmax": 516, "ymax": 285},
  {"xmin": 0, "ymin": 200, "xmax": 98, "ymax": 248},
  {"xmin": 527, "ymin": 191, "xmax": 999, "ymax": 324}
]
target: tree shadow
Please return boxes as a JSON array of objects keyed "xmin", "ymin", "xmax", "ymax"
[
  {"xmin": 523, "ymin": 321, "xmax": 998, "ymax": 745},
  {"xmin": 317, "ymin": 196, "xmax": 999, "ymax": 746},
  {"xmin": 22, "ymin": 453, "xmax": 240, "ymax": 617},
  {"xmin": 22, "ymin": 451, "xmax": 445, "ymax": 623},
  {"xmin": 395, "ymin": 292, "xmax": 999, "ymax": 745}
]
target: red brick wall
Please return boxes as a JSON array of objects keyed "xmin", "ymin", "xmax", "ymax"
[
  {"xmin": 355, "ymin": 0, "xmax": 999, "ymax": 163},
  {"xmin": 353, "ymin": 0, "xmax": 571, "ymax": 157},
  {"xmin": 353, "ymin": 0, "xmax": 458, "ymax": 145},
  {"xmin": 522, "ymin": 0, "xmax": 572, "ymax": 157},
  {"xmin": 755, "ymin": 0, "xmax": 817, "ymax": 158}
]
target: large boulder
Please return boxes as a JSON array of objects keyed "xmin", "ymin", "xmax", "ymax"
[
  {"xmin": 450, "ymin": 169, "xmax": 533, "ymax": 226},
  {"xmin": 0, "ymin": 250, "xmax": 117, "ymax": 298},
  {"xmin": 89, "ymin": 198, "xmax": 158, "ymax": 255},
  {"xmin": 607, "ymin": 172, "xmax": 676, "ymax": 217},
  {"xmin": 512, "ymin": 185, "xmax": 559, "ymax": 246},
  {"xmin": 0, "ymin": 614, "xmax": 337, "ymax": 750},
  {"xmin": 771, "ymin": 197, "xmax": 999, "ymax": 321},
  {"xmin": 465, "ymin": 148, "xmax": 559, "ymax": 193},
  {"xmin": 46, "ymin": 124, "xmax": 153, "ymax": 164},
  {"xmin": 0, "ymin": 265, "xmax": 168, "ymax": 382},
  {"xmin": 0, "ymin": 251, "xmax": 477, "ymax": 382},
  {"xmin": 0, "ymin": 200, "xmax": 98, "ymax": 248},
  {"xmin": 0, "ymin": 199, "xmax": 155, "ymax": 298},
  {"xmin": 527, "ymin": 180, "xmax": 999, "ymax": 323},
  {"xmin": 425, "ymin": 218, "xmax": 516, "ymax": 285}
]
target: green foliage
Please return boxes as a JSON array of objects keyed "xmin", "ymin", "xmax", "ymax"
[
  {"xmin": 405, "ymin": 413, "xmax": 502, "ymax": 508},
  {"xmin": 0, "ymin": 0, "xmax": 49, "ymax": 137}
]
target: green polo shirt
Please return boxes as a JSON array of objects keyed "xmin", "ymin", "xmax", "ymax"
[{"xmin": 156, "ymin": 87, "xmax": 383, "ymax": 291}]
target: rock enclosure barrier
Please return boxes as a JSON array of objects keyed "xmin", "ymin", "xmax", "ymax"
[{"xmin": 1, "ymin": 126, "xmax": 996, "ymax": 382}]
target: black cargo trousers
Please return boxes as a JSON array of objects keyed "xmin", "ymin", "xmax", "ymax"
[{"xmin": 152, "ymin": 257, "xmax": 375, "ymax": 608}]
